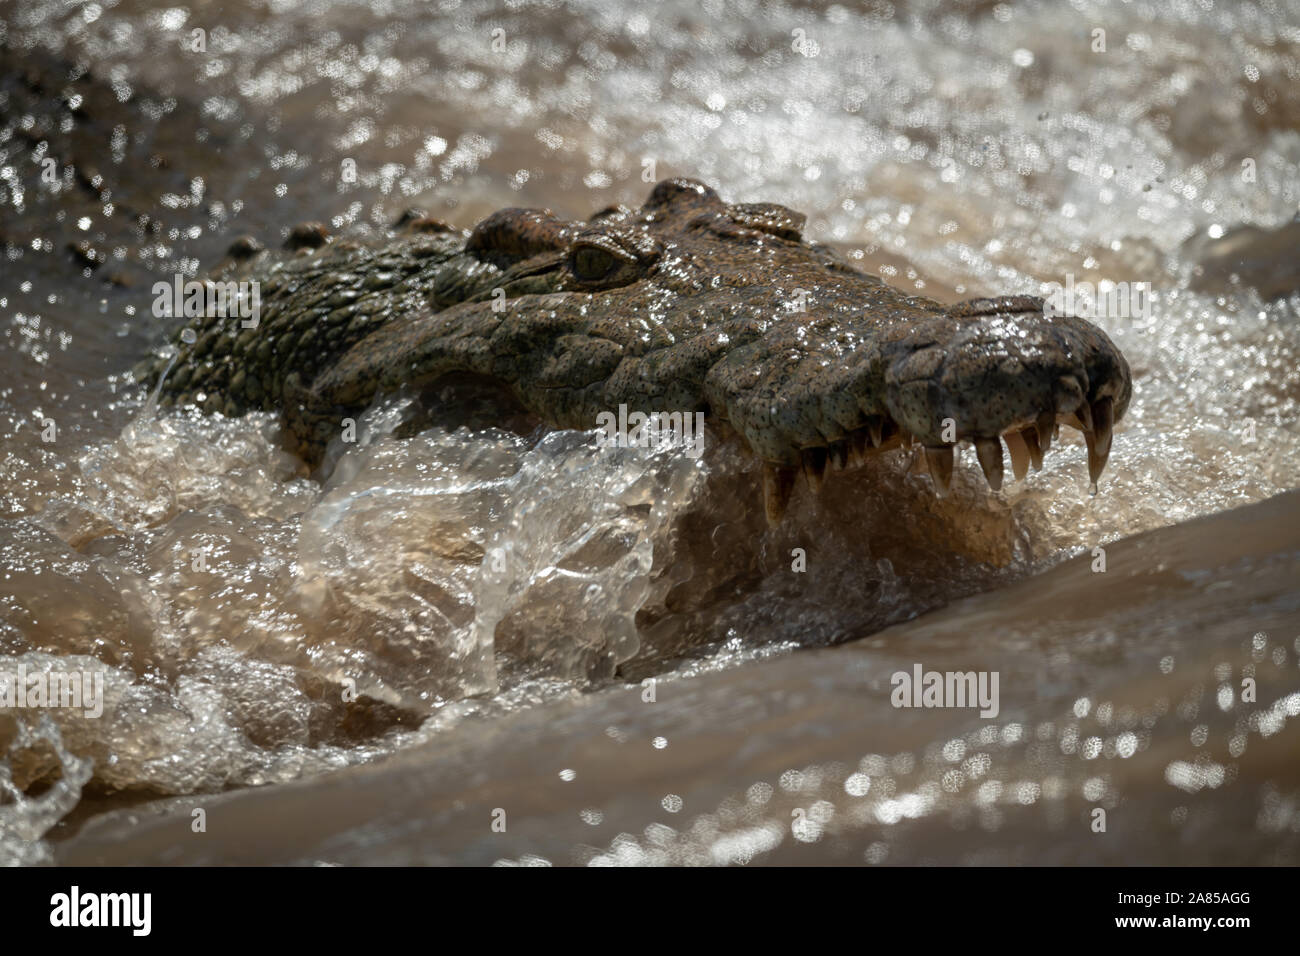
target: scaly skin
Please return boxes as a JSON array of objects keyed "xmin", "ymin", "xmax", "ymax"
[{"xmin": 140, "ymin": 179, "xmax": 1132, "ymax": 522}]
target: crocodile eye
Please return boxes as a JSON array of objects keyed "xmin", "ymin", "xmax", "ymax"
[
  {"xmin": 572, "ymin": 244, "xmax": 622, "ymax": 283},
  {"xmin": 566, "ymin": 229, "xmax": 660, "ymax": 290}
]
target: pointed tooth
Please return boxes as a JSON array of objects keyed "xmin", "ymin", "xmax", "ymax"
[
  {"xmin": 1085, "ymin": 429, "xmax": 1110, "ymax": 486},
  {"xmin": 850, "ymin": 431, "xmax": 871, "ymax": 466},
  {"xmin": 828, "ymin": 441, "xmax": 849, "ymax": 471},
  {"xmin": 1003, "ymin": 429, "xmax": 1030, "ymax": 481},
  {"xmin": 866, "ymin": 417, "xmax": 884, "ymax": 448},
  {"xmin": 1035, "ymin": 411, "xmax": 1055, "ymax": 455},
  {"xmin": 924, "ymin": 445, "xmax": 954, "ymax": 496},
  {"xmin": 1074, "ymin": 400, "xmax": 1094, "ymax": 433},
  {"xmin": 763, "ymin": 463, "xmax": 797, "ymax": 527},
  {"xmin": 1021, "ymin": 426, "xmax": 1044, "ymax": 471},
  {"xmin": 1091, "ymin": 396, "xmax": 1114, "ymax": 459},
  {"xmin": 974, "ymin": 437, "xmax": 1004, "ymax": 491},
  {"xmin": 899, "ymin": 429, "xmax": 915, "ymax": 448},
  {"xmin": 1083, "ymin": 396, "xmax": 1114, "ymax": 487},
  {"xmin": 801, "ymin": 447, "xmax": 827, "ymax": 493},
  {"xmin": 908, "ymin": 445, "xmax": 929, "ymax": 476}
]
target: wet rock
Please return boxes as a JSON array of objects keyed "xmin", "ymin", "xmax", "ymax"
[{"xmin": 1186, "ymin": 219, "xmax": 1300, "ymax": 300}]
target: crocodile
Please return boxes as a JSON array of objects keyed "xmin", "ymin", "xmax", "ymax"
[{"xmin": 139, "ymin": 178, "xmax": 1132, "ymax": 524}]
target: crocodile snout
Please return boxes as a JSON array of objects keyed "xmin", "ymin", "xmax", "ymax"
[
  {"xmin": 707, "ymin": 293, "xmax": 1133, "ymax": 525},
  {"xmin": 883, "ymin": 296, "xmax": 1131, "ymax": 497}
]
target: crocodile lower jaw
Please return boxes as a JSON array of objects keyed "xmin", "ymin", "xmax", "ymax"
[{"xmin": 761, "ymin": 396, "xmax": 1115, "ymax": 526}]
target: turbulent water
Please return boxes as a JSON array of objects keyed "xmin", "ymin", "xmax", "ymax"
[{"xmin": 1, "ymin": 0, "xmax": 1298, "ymax": 865}]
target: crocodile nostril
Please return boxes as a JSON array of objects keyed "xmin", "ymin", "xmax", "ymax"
[
  {"xmin": 226, "ymin": 235, "xmax": 264, "ymax": 261},
  {"xmin": 391, "ymin": 208, "xmax": 428, "ymax": 228},
  {"xmin": 284, "ymin": 222, "xmax": 330, "ymax": 251}
]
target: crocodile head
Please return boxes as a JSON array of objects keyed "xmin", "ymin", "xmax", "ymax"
[
  {"xmin": 150, "ymin": 178, "xmax": 1132, "ymax": 524},
  {"xmin": 301, "ymin": 179, "xmax": 1131, "ymax": 521}
]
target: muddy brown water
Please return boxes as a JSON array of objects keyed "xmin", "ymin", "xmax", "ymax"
[
  {"xmin": 1, "ymin": 0, "xmax": 1298, "ymax": 865},
  {"xmin": 54, "ymin": 492, "xmax": 1300, "ymax": 865}
]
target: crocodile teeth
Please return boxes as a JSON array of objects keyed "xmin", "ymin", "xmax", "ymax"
[
  {"xmin": 850, "ymin": 431, "xmax": 871, "ymax": 466},
  {"xmin": 1021, "ymin": 426, "xmax": 1044, "ymax": 471},
  {"xmin": 1085, "ymin": 396, "xmax": 1115, "ymax": 486},
  {"xmin": 1091, "ymin": 396, "xmax": 1114, "ymax": 459},
  {"xmin": 866, "ymin": 417, "xmax": 884, "ymax": 448},
  {"xmin": 1003, "ymin": 429, "xmax": 1031, "ymax": 481},
  {"xmin": 1035, "ymin": 411, "xmax": 1055, "ymax": 456},
  {"xmin": 763, "ymin": 463, "xmax": 797, "ymax": 526},
  {"xmin": 828, "ymin": 441, "xmax": 849, "ymax": 471},
  {"xmin": 801, "ymin": 447, "xmax": 828, "ymax": 493},
  {"xmin": 974, "ymin": 437, "xmax": 1004, "ymax": 491},
  {"xmin": 1073, "ymin": 400, "xmax": 1094, "ymax": 433},
  {"xmin": 924, "ymin": 445, "xmax": 954, "ymax": 496},
  {"xmin": 1084, "ymin": 431, "xmax": 1109, "ymax": 486}
]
